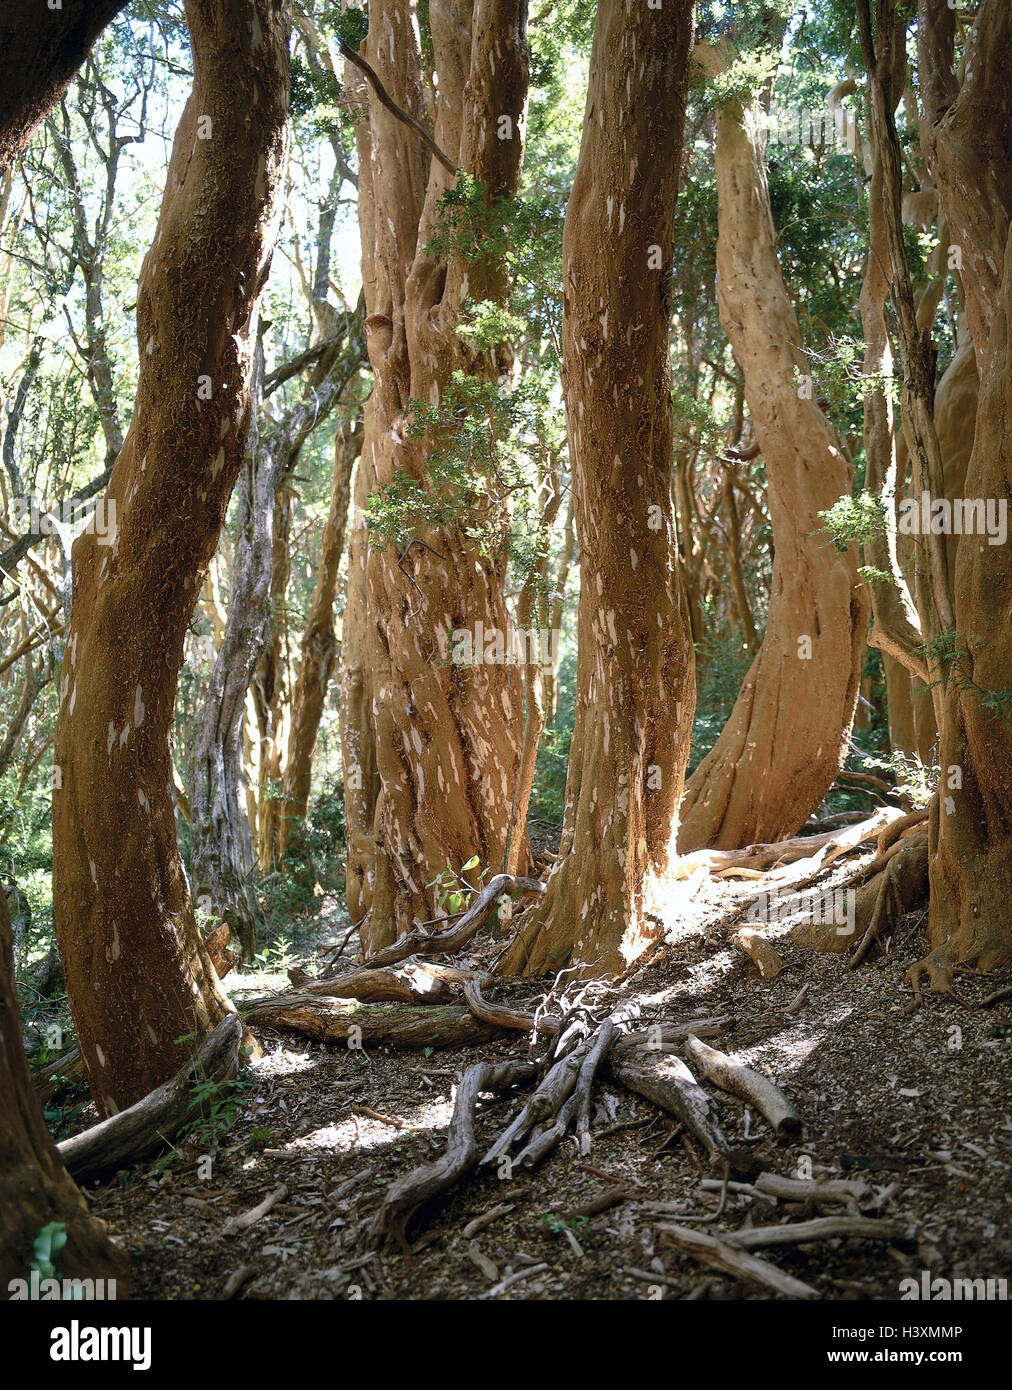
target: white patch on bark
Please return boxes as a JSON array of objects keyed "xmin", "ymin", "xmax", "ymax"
[{"xmin": 134, "ymin": 685, "xmax": 146, "ymax": 726}]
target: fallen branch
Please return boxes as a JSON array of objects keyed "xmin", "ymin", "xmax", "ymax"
[
  {"xmin": 682, "ymin": 807, "xmax": 901, "ymax": 880},
  {"xmin": 723, "ymin": 1215, "xmax": 911, "ymax": 1249},
  {"xmin": 656, "ymin": 1223, "xmax": 819, "ymax": 1299},
  {"xmin": 753, "ymin": 1172, "xmax": 869, "ymax": 1205},
  {"xmin": 284, "ymin": 964, "xmax": 457, "ymax": 1005},
  {"xmin": 244, "ymin": 997, "xmax": 500, "ymax": 1048},
  {"xmin": 683, "ymin": 1035, "xmax": 801, "ymax": 1139},
  {"xmin": 609, "ymin": 1052, "xmax": 730, "ymax": 1164},
  {"xmin": 33, "ymin": 1045, "xmax": 85, "ymax": 1103},
  {"xmin": 222, "ymin": 1183, "xmax": 288, "ymax": 1236},
  {"xmin": 358, "ymin": 875, "xmax": 545, "ymax": 971},
  {"xmin": 58, "ymin": 1015, "xmax": 243, "ymax": 1184}
]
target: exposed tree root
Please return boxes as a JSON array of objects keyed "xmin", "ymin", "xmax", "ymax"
[
  {"xmin": 683, "ymin": 1034, "xmax": 802, "ymax": 1139},
  {"xmin": 352, "ymin": 875, "xmax": 544, "ymax": 972},
  {"xmin": 682, "ymin": 806, "xmax": 904, "ymax": 882},
  {"xmin": 608, "ymin": 1051, "xmax": 731, "ymax": 1164},
  {"xmin": 906, "ymin": 941, "xmax": 959, "ymax": 1006},
  {"xmin": 58, "ymin": 1015, "xmax": 243, "ymax": 1184},
  {"xmin": 372, "ymin": 1059, "xmax": 537, "ymax": 1247},
  {"xmin": 790, "ymin": 827, "xmax": 929, "ymax": 958}
]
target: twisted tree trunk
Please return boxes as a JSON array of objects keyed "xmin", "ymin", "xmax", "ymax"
[
  {"xmin": 678, "ymin": 94, "xmax": 868, "ymax": 851},
  {"xmin": 52, "ymin": 0, "xmax": 290, "ymax": 1113},
  {"xmin": 500, "ymin": 0, "xmax": 697, "ymax": 978},
  {"xmin": 341, "ymin": 0, "xmax": 530, "ymax": 954},
  {"xmin": 918, "ymin": 0, "xmax": 1012, "ymax": 968}
]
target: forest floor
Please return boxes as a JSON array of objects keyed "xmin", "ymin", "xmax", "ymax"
[{"xmin": 79, "ymin": 867, "xmax": 1012, "ymax": 1302}]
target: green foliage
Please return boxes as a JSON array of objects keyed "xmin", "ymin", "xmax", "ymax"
[
  {"xmin": 688, "ymin": 626, "xmax": 755, "ymax": 775},
  {"xmin": 426, "ymin": 857, "xmax": 487, "ymax": 918},
  {"xmin": 819, "ymin": 490, "xmax": 887, "ymax": 551}
]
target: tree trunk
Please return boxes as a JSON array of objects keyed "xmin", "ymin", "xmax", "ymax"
[
  {"xmin": 280, "ymin": 413, "xmax": 363, "ymax": 855},
  {"xmin": 0, "ymin": 0, "xmax": 128, "ymax": 170},
  {"xmin": 860, "ymin": 21, "xmax": 927, "ymax": 691},
  {"xmin": 0, "ymin": 887, "xmax": 128, "ymax": 1287},
  {"xmin": 188, "ymin": 346, "xmax": 272, "ymax": 959},
  {"xmin": 919, "ymin": 0, "xmax": 1012, "ymax": 967},
  {"xmin": 678, "ymin": 96, "xmax": 868, "ymax": 851},
  {"xmin": 499, "ymin": 0, "xmax": 697, "ymax": 979},
  {"xmin": 191, "ymin": 302, "xmax": 365, "ymax": 924},
  {"xmin": 51, "ymin": 0, "xmax": 290, "ymax": 1114},
  {"xmin": 341, "ymin": 0, "xmax": 531, "ymax": 954}
]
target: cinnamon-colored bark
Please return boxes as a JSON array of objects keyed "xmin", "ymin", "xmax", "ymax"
[
  {"xmin": 52, "ymin": 0, "xmax": 290, "ymax": 1112},
  {"xmin": 500, "ymin": 0, "xmax": 697, "ymax": 977},
  {"xmin": 341, "ymin": 0, "xmax": 530, "ymax": 953},
  {"xmin": 0, "ymin": 888, "xmax": 128, "ymax": 1286},
  {"xmin": 678, "ymin": 95, "xmax": 868, "ymax": 851}
]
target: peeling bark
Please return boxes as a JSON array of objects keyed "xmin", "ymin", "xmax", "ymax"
[
  {"xmin": 342, "ymin": 0, "xmax": 531, "ymax": 954},
  {"xmin": 500, "ymin": 0, "xmax": 697, "ymax": 978}
]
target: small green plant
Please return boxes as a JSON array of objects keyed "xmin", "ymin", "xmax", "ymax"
[
  {"xmin": 247, "ymin": 1126, "xmax": 274, "ymax": 1151},
  {"xmin": 30, "ymin": 1222, "xmax": 67, "ymax": 1280},
  {"xmin": 426, "ymin": 855, "xmax": 486, "ymax": 918},
  {"xmin": 539, "ymin": 1211, "xmax": 589, "ymax": 1236}
]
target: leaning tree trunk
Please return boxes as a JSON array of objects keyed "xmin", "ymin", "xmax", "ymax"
[
  {"xmin": 0, "ymin": 887, "xmax": 128, "ymax": 1287},
  {"xmin": 918, "ymin": 0, "xmax": 1012, "ymax": 968},
  {"xmin": 859, "ymin": 20, "xmax": 927, "ymax": 696},
  {"xmin": 341, "ymin": 0, "xmax": 530, "ymax": 954},
  {"xmin": 280, "ymin": 413, "xmax": 363, "ymax": 855},
  {"xmin": 0, "ymin": 0, "xmax": 128, "ymax": 169},
  {"xmin": 51, "ymin": 0, "xmax": 290, "ymax": 1114},
  {"xmin": 499, "ymin": 0, "xmax": 697, "ymax": 979},
  {"xmin": 677, "ymin": 96, "xmax": 868, "ymax": 851}
]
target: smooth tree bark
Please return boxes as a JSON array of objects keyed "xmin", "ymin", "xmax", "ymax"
[
  {"xmin": 280, "ymin": 412, "xmax": 364, "ymax": 855},
  {"xmin": 0, "ymin": 888, "xmax": 127, "ymax": 1287},
  {"xmin": 341, "ymin": 0, "xmax": 530, "ymax": 954},
  {"xmin": 858, "ymin": 21, "xmax": 927, "ymax": 692},
  {"xmin": 917, "ymin": 0, "xmax": 1012, "ymax": 968},
  {"xmin": 52, "ymin": 0, "xmax": 290, "ymax": 1113},
  {"xmin": 0, "ymin": 0, "xmax": 128, "ymax": 171},
  {"xmin": 678, "ymin": 90, "xmax": 868, "ymax": 851},
  {"xmin": 500, "ymin": 0, "xmax": 697, "ymax": 978}
]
